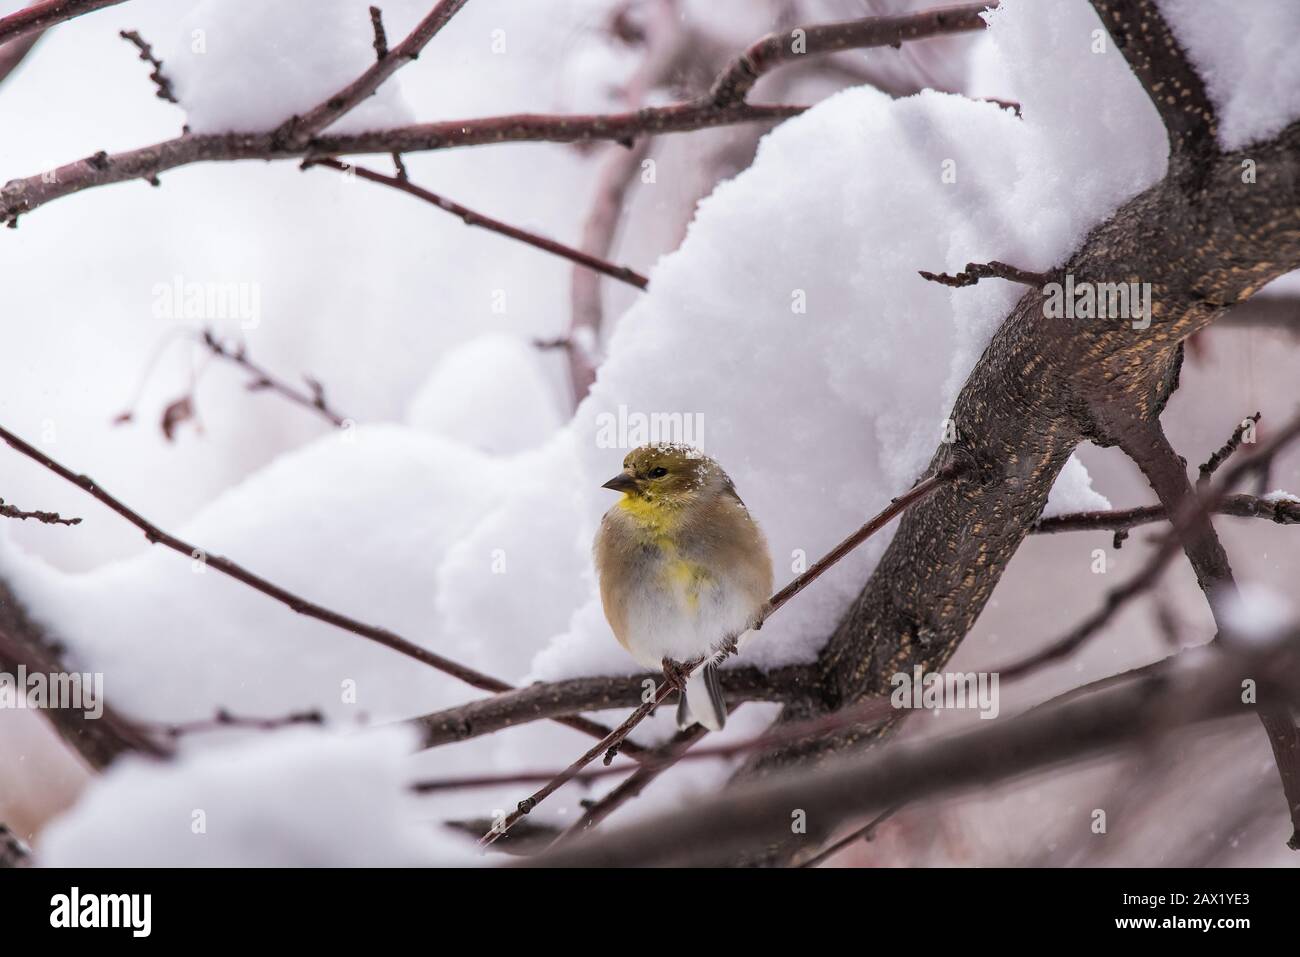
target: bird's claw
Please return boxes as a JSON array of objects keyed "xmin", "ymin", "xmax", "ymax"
[{"xmin": 661, "ymin": 657, "xmax": 690, "ymax": 693}]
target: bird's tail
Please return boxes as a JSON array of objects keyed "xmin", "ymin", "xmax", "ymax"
[{"xmin": 677, "ymin": 661, "xmax": 727, "ymax": 732}]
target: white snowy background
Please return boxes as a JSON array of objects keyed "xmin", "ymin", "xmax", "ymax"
[{"xmin": 1, "ymin": 0, "xmax": 1298, "ymax": 866}]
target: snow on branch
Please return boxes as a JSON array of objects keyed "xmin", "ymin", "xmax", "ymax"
[
  {"xmin": 1089, "ymin": 0, "xmax": 1217, "ymax": 161},
  {"xmin": 0, "ymin": 4, "xmax": 996, "ymax": 225}
]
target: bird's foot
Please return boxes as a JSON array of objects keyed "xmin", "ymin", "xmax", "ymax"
[{"xmin": 661, "ymin": 657, "xmax": 690, "ymax": 693}]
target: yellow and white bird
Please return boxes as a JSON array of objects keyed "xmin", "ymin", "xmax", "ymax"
[{"xmin": 593, "ymin": 444, "xmax": 773, "ymax": 731}]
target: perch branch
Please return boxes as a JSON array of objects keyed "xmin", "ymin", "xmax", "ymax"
[{"xmin": 0, "ymin": 421, "xmax": 643, "ymax": 758}]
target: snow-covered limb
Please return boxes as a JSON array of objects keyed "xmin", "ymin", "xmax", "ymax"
[
  {"xmin": 304, "ymin": 158, "xmax": 649, "ymax": 291},
  {"xmin": 198, "ymin": 329, "xmax": 351, "ymax": 428},
  {"xmin": 0, "ymin": 3, "xmax": 996, "ymax": 224},
  {"xmin": 708, "ymin": 2, "xmax": 993, "ymax": 107},
  {"xmin": 0, "ymin": 822, "xmax": 31, "ymax": 868},
  {"xmin": 528, "ymin": 630, "xmax": 1300, "ymax": 867},
  {"xmin": 917, "ymin": 259, "xmax": 1047, "ymax": 288}
]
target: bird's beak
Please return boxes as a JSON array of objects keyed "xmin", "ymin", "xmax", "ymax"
[{"xmin": 601, "ymin": 471, "xmax": 639, "ymax": 495}]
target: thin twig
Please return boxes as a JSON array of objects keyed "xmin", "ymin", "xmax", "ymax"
[
  {"xmin": 0, "ymin": 421, "xmax": 645, "ymax": 759},
  {"xmin": 145, "ymin": 707, "xmax": 326, "ymax": 739},
  {"xmin": 306, "ymin": 159, "xmax": 649, "ymax": 290},
  {"xmin": 1198, "ymin": 412, "xmax": 1261, "ymax": 486},
  {"xmin": 1031, "ymin": 492, "xmax": 1300, "ymax": 535},
  {"xmin": 200, "ymin": 329, "xmax": 350, "ymax": 427},
  {"xmin": 918, "ymin": 260, "xmax": 1047, "ymax": 289},
  {"xmin": 799, "ymin": 803, "xmax": 903, "ymax": 868},
  {"xmin": 119, "ymin": 29, "xmax": 178, "ymax": 103},
  {"xmin": 275, "ymin": 0, "xmax": 471, "ymax": 148},
  {"xmin": 368, "ymin": 5, "xmax": 388, "ymax": 61},
  {"xmin": 998, "ymin": 409, "xmax": 1300, "ymax": 681},
  {"xmin": 0, "ymin": 497, "xmax": 81, "ymax": 526}
]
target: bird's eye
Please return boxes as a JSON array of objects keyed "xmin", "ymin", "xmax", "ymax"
[{"xmin": 648, "ymin": 466, "xmax": 668, "ymax": 479}]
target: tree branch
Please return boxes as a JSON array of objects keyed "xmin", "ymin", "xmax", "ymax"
[
  {"xmin": 1089, "ymin": 0, "xmax": 1217, "ymax": 162},
  {"xmin": 0, "ymin": 0, "xmax": 127, "ymax": 46},
  {"xmin": 528, "ymin": 634, "xmax": 1300, "ymax": 867},
  {"xmin": 0, "ymin": 4, "xmax": 996, "ymax": 224},
  {"xmin": 0, "ymin": 497, "xmax": 81, "ymax": 526},
  {"xmin": 708, "ymin": 2, "xmax": 992, "ymax": 107},
  {"xmin": 0, "ymin": 421, "xmax": 641, "ymax": 756},
  {"xmin": 305, "ymin": 159, "xmax": 648, "ymax": 290},
  {"xmin": 274, "ymin": 0, "xmax": 470, "ymax": 149}
]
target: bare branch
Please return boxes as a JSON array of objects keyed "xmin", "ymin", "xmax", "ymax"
[
  {"xmin": 145, "ymin": 707, "xmax": 325, "ymax": 739},
  {"xmin": 368, "ymin": 5, "xmax": 388, "ymax": 61},
  {"xmin": 0, "ymin": 421, "xmax": 641, "ymax": 757},
  {"xmin": 306, "ymin": 159, "xmax": 648, "ymax": 290},
  {"xmin": 275, "ymin": 0, "xmax": 471, "ymax": 149},
  {"xmin": 918, "ymin": 260, "xmax": 1047, "ymax": 288},
  {"xmin": 408, "ymin": 664, "xmax": 814, "ymax": 749},
  {"xmin": 999, "ymin": 410, "xmax": 1300, "ymax": 681},
  {"xmin": 0, "ymin": 497, "xmax": 81, "ymax": 526},
  {"xmin": 0, "ymin": 0, "xmax": 127, "ymax": 46},
  {"xmin": 119, "ymin": 29, "xmax": 178, "ymax": 103},
  {"xmin": 708, "ymin": 2, "xmax": 992, "ymax": 107},
  {"xmin": 1198, "ymin": 412, "xmax": 1260, "ymax": 486},
  {"xmin": 199, "ymin": 329, "xmax": 350, "ymax": 427},
  {"xmin": 528, "ymin": 635, "xmax": 1300, "ymax": 867}
]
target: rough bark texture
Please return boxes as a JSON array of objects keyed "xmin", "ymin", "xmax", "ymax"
[{"xmin": 734, "ymin": 0, "xmax": 1300, "ymax": 864}]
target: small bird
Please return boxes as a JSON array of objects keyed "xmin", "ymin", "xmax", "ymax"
[{"xmin": 593, "ymin": 444, "xmax": 773, "ymax": 731}]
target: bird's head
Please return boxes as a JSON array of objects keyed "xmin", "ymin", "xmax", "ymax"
[{"xmin": 600, "ymin": 443, "xmax": 727, "ymax": 512}]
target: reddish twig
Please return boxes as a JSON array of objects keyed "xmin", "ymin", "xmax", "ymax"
[
  {"xmin": 199, "ymin": 329, "xmax": 350, "ymax": 428},
  {"xmin": 998, "ymin": 409, "xmax": 1300, "ymax": 681},
  {"xmin": 0, "ymin": 0, "xmax": 127, "ymax": 46},
  {"xmin": 146, "ymin": 707, "xmax": 326, "ymax": 739},
  {"xmin": 0, "ymin": 497, "xmax": 81, "ymax": 526},
  {"xmin": 305, "ymin": 159, "xmax": 648, "ymax": 290},
  {"xmin": 1031, "ymin": 492, "xmax": 1300, "ymax": 535},
  {"xmin": 275, "ymin": 0, "xmax": 470, "ymax": 148}
]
